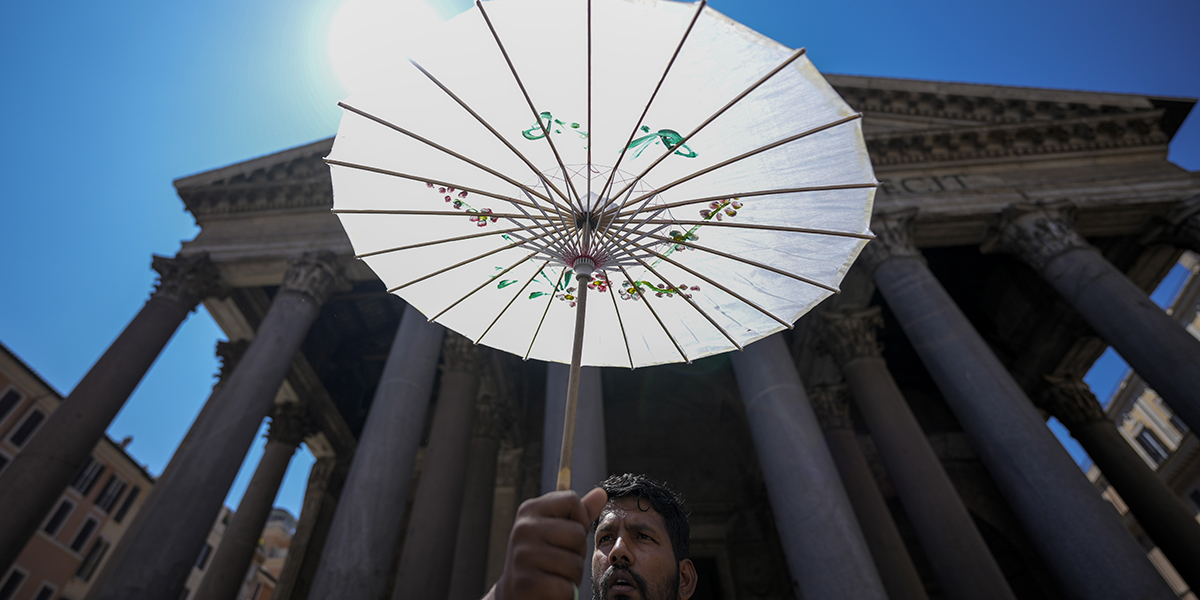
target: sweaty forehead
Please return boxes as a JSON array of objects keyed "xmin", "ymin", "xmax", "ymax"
[{"xmin": 597, "ymin": 497, "xmax": 668, "ymax": 532}]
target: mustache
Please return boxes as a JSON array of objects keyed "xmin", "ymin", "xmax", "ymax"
[{"xmin": 597, "ymin": 565, "xmax": 649, "ymax": 597}]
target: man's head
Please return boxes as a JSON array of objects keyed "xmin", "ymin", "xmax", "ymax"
[{"xmin": 591, "ymin": 474, "xmax": 695, "ymax": 600}]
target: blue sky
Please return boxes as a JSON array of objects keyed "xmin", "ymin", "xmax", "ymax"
[{"xmin": 0, "ymin": 0, "xmax": 1196, "ymax": 516}]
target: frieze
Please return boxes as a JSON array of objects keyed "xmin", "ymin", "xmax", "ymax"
[
  {"xmin": 808, "ymin": 384, "xmax": 853, "ymax": 433},
  {"xmin": 817, "ymin": 307, "xmax": 885, "ymax": 366},
  {"xmin": 981, "ymin": 201, "xmax": 1092, "ymax": 273},
  {"xmin": 858, "ymin": 208, "xmax": 922, "ymax": 273},
  {"xmin": 151, "ymin": 252, "xmax": 227, "ymax": 309},
  {"xmin": 878, "ymin": 174, "xmax": 972, "ymax": 196},
  {"xmin": 1037, "ymin": 375, "xmax": 1106, "ymax": 429},
  {"xmin": 281, "ymin": 251, "xmax": 347, "ymax": 305}
]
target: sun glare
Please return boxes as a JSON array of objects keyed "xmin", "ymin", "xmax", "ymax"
[{"xmin": 327, "ymin": 0, "xmax": 443, "ymax": 96}]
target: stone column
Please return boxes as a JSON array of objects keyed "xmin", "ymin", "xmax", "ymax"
[
  {"xmin": 984, "ymin": 201, "xmax": 1200, "ymax": 432},
  {"xmin": 866, "ymin": 209, "xmax": 1174, "ymax": 600},
  {"xmin": 1153, "ymin": 196, "xmax": 1200, "ymax": 254},
  {"xmin": 91, "ymin": 252, "xmax": 344, "ymax": 600},
  {"xmin": 273, "ymin": 454, "xmax": 352, "ymax": 600},
  {"xmin": 194, "ymin": 403, "xmax": 312, "ymax": 600},
  {"xmin": 447, "ymin": 393, "xmax": 509, "ymax": 600},
  {"xmin": 818, "ymin": 308, "xmax": 1015, "ymax": 600},
  {"xmin": 392, "ymin": 333, "xmax": 489, "ymax": 600},
  {"xmin": 307, "ymin": 304, "xmax": 445, "ymax": 600},
  {"xmin": 731, "ymin": 334, "xmax": 887, "ymax": 600},
  {"xmin": 1038, "ymin": 376, "xmax": 1200, "ymax": 593},
  {"xmin": 808, "ymin": 384, "xmax": 930, "ymax": 600},
  {"xmin": 0, "ymin": 253, "xmax": 223, "ymax": 573}
]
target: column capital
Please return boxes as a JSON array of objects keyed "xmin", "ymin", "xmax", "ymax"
[
  {"xmin": 859, "ymin": 208, "xmax": 922, "ymax": 274},
  {"xmin": 1144, "ymin": 196, "xmax": 1200, "ymax": 254},
  {"xmin": 818, "ymin": 307, "xmax": 885, "ymax": 367},
  {"xmin": 471, "ymin": 393, "xmax": 512, "ymax": 440},
  {"xmin": 809, "ymin": 384, "xmax": 854, "ymax": 432},
  {"xmin": 215, "ymin": 339, "xmax": 250, "ymax": 384},
  {"xmin": 441, "ymin": 331, "xmax": 489, "ymax": 376},
  {"xmin": 268, "ymin": 402, "xmax": 315, "ymax": 447},
  {"xmin": 151, "ymin": 253, "xmax": 227, "ymax": 310},
  {"xmin": 1037, "ymin": 375, "xmax": 1107, "ymax": 430},
  {"xmin": 281, "ymin": 252, "xmax": 348, "ymax": 305},
  {"xmin": 981, "ymin": 201, "xmax": 1092, "ymax": 273}
]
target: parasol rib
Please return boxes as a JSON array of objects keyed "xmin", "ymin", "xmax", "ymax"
[
  {"xmin": 604, "ymin": 272, "xmax": 635, "ymax": 369},
  {"xmin": 389, "ymin": 240, "xmax": 526, "ymax": 293},
  {"xmin": 334, "ymin": 208, "xmax": 551, "ymax": 221},
  {"xmin": 355, "ymin": 226, "xmax": 526, "ymax": 259},
  {"xmin": 408, "ymin": 59, "xmax": 576, "ymax": 216},
  {"xmin": 614, "ymin": 183, "xmax": 881, "ymax": 218},
  {"xmin": 325, "ymin": 158, "xmax": 548, "ymax": 213},
  {"xmin": 600, "ymin": 46, "xmax": 809, "ymax": 213},
  {"xmin": 629, "ymin": 255, "xmax": 743, "ymax": 351},
  {"xmin": 524, "ymin": 267, "xmax": 568, "ymax": 360},
  {"xmin": 642, "ymin": 232, "xmax": 840, "ymax": 293},
  {"xmin": 476, "ymin": 260, "xmax": 552, "ymax": 345},
  {"xmin": 617, "ymin": 265, "xmax": 689, "ymax": 363},
  {"xmin": 597, "ymin": 0, "xmax": 708, "ymax": 207},
  {"xmin": 617, "ymin": 113, "xmax": 864, "ymax": 211},
  {"xmin": 428, "ymin": 251, "xmax": 540, "ymax": 322},
  {"xmin": 476, "ymin": 1, "xmax": 585, "ymax": 213},
  {"xmin": 337, "ymin": 102, "xmax": 559, "ymax": 207},
  {"xmin": 639, "ymin": 219, "xmax": 875, "ymax": 240},
  {"xmin": 508, "ymin": 194, "xmax": 575, "ymax": 258}
]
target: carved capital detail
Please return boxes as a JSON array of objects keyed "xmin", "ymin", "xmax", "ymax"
[
  {"xmin": 215, "ymin": 339, "xmax": 250, "ymax": 384},
  {"xmin": 818, "ymin": 307, "xmax": 885, "ymax": 366},
  {"xmin": 859, "ymin": 208, "xmax": 922, "ymax": 273},
  {"xmin": 809, "ymin": 384, "xmax": 854, "ymax": 432},
  {"xmin": 981, "ymin": 201, "xmax": 1092, "ymax": 272},
  {"xmin": 441, "ymin": 331, "xmax": 489, "ymax": 376},
  {"xmin": 268, "ymin": 402, "xmax": 315, "ymax": 447},
  {"xmin": 281, "ymin": 252, "xmax": 346, "ymax": 305},
  {"xmin": 1162, "ymin": 197, "xmax": 1200, "ymax": 254},
  {"xmin": 151, "ymin": 253, "xmax": 227, "ymax": 309},
  {"xmin": 1037, "ymin": 375, "xmax": 1106, "ymax": 429},
  {"xmin": 472, "ymin": 393, "xmax": 513, "ymax": 439}
]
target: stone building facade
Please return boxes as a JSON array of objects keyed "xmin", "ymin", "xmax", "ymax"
[{"xmin": 0, "ymin": 74, "xmax": 1198, "ymax": 600}]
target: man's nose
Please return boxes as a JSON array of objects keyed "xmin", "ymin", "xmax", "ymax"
[{"xmin": 608, "ymin": 534, "xmax": 634, "ymax": 565}]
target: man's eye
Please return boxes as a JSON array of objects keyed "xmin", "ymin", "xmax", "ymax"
[
  {"xmin": 638, "ymin": 533, "xmax": 654, "ymax": 541},
  {"xmin": 598, "ymin": 535, "xmax": 614, "ymax": 544}
]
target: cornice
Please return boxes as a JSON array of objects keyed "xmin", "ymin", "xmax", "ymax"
[{"xmin": 177, "ymin": 147, "xmax": 333, "ymax": 218}]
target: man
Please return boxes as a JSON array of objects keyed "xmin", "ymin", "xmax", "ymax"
[{"xmin": 483, "ymin": 474, "xmax": 697, "ymax": 600}]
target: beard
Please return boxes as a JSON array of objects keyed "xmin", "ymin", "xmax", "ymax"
[{"xmin": 592, "ymin": 564, "xmax": 680, "ymax": 600}]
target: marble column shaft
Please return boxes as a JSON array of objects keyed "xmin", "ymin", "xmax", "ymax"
[
  {"xmin": 273, "ymin": 455, "xmax": 352, "ymax": 600},
  {"xmin": 987, "ymin": 202, "xmax": 1200, "ymax": 432},
  {"xmin": 808, "ymin": 385, "xmax": 930, "ymax": 600},
  {"xmin": 866, "ymin": 210, "xmax": 1175, "ymax": 600},
  {"xmin": 392, "ymin": 334, "xmax": 487, "ymax": 600},
  {"xmin": 307, "ymin": 304, "xmax": 445, "ymax": 600},
  {"xmin": 90, "ymin": 253, "xmax": 342, "ymax": 600},
  {"xmin": 820, "ymin": 308, "xmax": 1015, "ymax": 600},
  {"xmin": 1040, "ymin": 377, "xmax": 1200, "ymax": 593},
  {"xmin": 731, "ymin": 334, "xmax": 887, "ymax": 600},
  {"xmin": 0, "ymin": 253, "xmax": 222, "ymax": 573},
  {"xmin": 193, "ymin": 404, "xmax": 310, "ymax": 600},
  {"xmin": 447, "ymin": 396, "xmax": 507, "ymax": 600}
]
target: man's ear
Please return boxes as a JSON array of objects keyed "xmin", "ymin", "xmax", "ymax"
[{"xmin": 677, "ymin": 558, "xmax": 697, "ymax": 600}]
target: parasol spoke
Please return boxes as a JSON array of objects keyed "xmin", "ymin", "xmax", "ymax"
[
  {"xmin": 498, "ymin": 231, "xmax": 567, "ymax": 260},
  {"xmin": 337, "ymin": 102, "xmax": 559, "ymax": 207},
  {"xmin": 614, "ymin": 183, "xmax": 881, "ymax": 218},
  {"xmin": 639, "ymin": 219, "xmax": 875, "ymax": 240},
  {"xmin": 325, "ymin": 158, "xmax": 548, "ymax": 213},
  {"xmin": 597, "ymin": 0, "xmax": 708, "ymax": 206},
  {"xmin": 524, "ymin": 267, "xmax": 569, "ymax": 360},
  {"xmin": 388, "ymin": 240, "xmax": 527, "ymax": 293},
  {"xmin": 476, "ymin": 1, "xmax": 585, "ymax": 213},
  {"xmin": 641, "ymin": 232, "xmax": 840, "ymax": 293},
  {"xmin": 600, "ymin": 46, "xmax": 809, "ymax": 212},
  {"xmin": 428, "ymin": 251, "xmax": 540, "ymax": 322},
  {"xmin": 408, "ymin": 59, "xmax": 576, "ymax": 215},
  {"xmin": 334, "ymin": 208, "xmax": 552, "ymax": 221},
  {"xmin": 355, "ymin": 226, "xmax": 526, "ymax": 259},
  {"xmin": 596, "ymin": 208, "xmax": 669, "ymax": 260},
  {"xmin": 617, "ymin": 265, "xmax": 689, "ymax": 363},
  {"xmin": 616, "ymin": 113, "xmax": 864, "ymax": 212},
  {"xmin": 507, "ymin": 196, "xmax": 574, "ymax": 259},
  {"xmin": 603, "ymin": 271, "xmax": 635, "ymax": 369},
  {"xmin": 476, "ymin": 260, "xmax": 552, "ymax": 345},
  {"xmin": 630, "ymin": 255, "xmax": 743, "ymax": 351}
]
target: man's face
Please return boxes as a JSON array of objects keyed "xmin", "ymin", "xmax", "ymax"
[{"xmin": 591, "ymin": 498, "xmax": 696, "ymax": 600}]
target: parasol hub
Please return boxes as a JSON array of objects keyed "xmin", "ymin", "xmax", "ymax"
[{"xmin": 572, "ymin": 256, "xmax": 595, "ymax": 279}]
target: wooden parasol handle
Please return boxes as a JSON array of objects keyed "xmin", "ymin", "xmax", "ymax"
[{"xmin": 556, "ymin": 271, "xmax": 591, "ymax": 491}]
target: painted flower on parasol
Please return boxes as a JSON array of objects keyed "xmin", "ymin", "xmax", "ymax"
[{"xmin": 327, "ymin": 0, "xmax": 877, "ymax": 490}]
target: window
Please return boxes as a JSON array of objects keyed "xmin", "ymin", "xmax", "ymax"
[
  {"xmin": 0, "ymin": 568, "xmax": 26, "ymax": 600},
  {"xmin": 195, "ymin": 543, "xmax": 213, "ymax": 571},
  {"xmin": 43, "ymin": 499, "xmax": 75, "ymax": 536},
  {"xmin": 95, "ymin": 475, "xmax": 127, "ymax": 513},
  {"xmin": 8, "ymin": 409, "xmax": 45, "ymax": 448},
  {"xmin": 1136, "ymin": 428, "xmax": 1170, "ymax": 466},
  {"xmin": 0, "ymin": 388, "xmax": 21, "ymax": 425},
  {"xmin": 32, "ymin": 583, "xmax": 54, "ymax": 600},
  {"xmin": 114, "ymin": 486, "xmax": 140, "ymax": 523},
  {"xmin": 70, "ymin": 456, "xmax": 104, "ymax": 496},
  {"xmin": 69, "ymin": 517, "xmax": 98, "ymax": 553},
  {"xmin": 1169, "ymin": 411, "xmax": 1189, "ymax": 434},
  {"xmin": 76, "ymin": 537, "xmax": 110, "ymax": 581}
]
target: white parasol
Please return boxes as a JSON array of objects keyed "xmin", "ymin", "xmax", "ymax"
[{"xmin": 328, "ymin": 0, "xmax": 876, "ymax": 490}]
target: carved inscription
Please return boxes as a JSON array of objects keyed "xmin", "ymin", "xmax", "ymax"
[{"xmin": 878, "ymin": 174, "xmax": 972, "ymax": 196}]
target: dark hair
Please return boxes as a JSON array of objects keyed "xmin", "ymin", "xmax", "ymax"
[{"xmin": 594, "ymin": 474, "xmax": 690, "ymax": 561}]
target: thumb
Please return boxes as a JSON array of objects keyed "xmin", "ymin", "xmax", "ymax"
[{"xmin": 581, "ymin": 487, "xmax": 608, "ymax": 524}]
